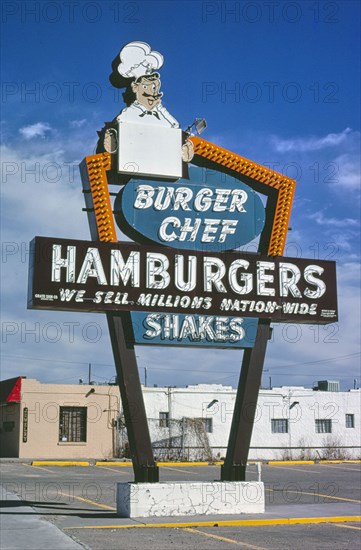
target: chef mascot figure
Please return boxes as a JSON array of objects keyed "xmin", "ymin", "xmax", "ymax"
[{"xmin": 97, "ymin": 41, "xmax": 194, "ymax": 167}]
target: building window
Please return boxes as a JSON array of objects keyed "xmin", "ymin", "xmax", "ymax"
[
  {"xmin": 59, "ymin": 407, "xmax": 87, "ymax": 442},
  {"xmin": 271, "ymin": 419, "xmax": 288, "ymax": 433},
  {"xmin": 203, "ymin": 418, "xmax": 213, "ymax": 433},
  {"xmin": 315, "ymin": 419, "xmax": 332, "ymax": 433},
  {"xmin": 345, "ymin": 414, "xmax": 355, "ymax": 428},
  {"xmin": 3, "ymin": 421, "xmax": 15, "ymax": 432},
  {"xmin": 159, "ymin": 412, "xmax": 169, "ymax": 428}
]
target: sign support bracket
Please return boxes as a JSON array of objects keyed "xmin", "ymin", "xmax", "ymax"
[
  {"xmin": 221, "ymin": 320, "xmax": 271, "ymax": 481},
  {"xmin": 107, "ymin": 311, "xmax": 159, "ymax": 483},
  {"xmin": 79, "ymin": 155, "xmax": 159, "ymax": 483}
]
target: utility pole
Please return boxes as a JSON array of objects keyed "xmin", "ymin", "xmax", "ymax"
[
  {"xmin": 88, "ymin": 363, "xmax": 91, "ymax": 385},
  {"xmin": 136, "ymin": 357, "xmax": 148, "ymax": 387}
]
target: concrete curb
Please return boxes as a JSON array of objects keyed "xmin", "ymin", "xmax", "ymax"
[
  {"xmin": 95, "ymin": 461, "xmax": 132, "ymax": 467},
  {"xmin": 0, "ymin": 486, "xmax": 85, "ymax": 549},
  {"xmin": 318, "ymin": 459, "xmax": 361, "ymax": 464},
  {"xmin": 269, "ymin": 460, "xmax": 315, "ymax": 466},
  {"xmin": 95, "ymin": 461, "xmax": 218, "ymax": 467},
  {"xmin": 268, "ymin": 459, "xmax": 361, "ymax": 466},
  {"xmin": 27, "ymin": 458, "xmax": 360, "ymax": 467},
  {"xmin": 64, "ymin": 515, "xmax": 361, "ymax": 530},
  {"xmin": 32, "ymin": 461, "xmax": 90, "ymax": 467}
]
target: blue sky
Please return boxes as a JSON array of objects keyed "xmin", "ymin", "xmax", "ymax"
[{"xmin": 1, "ymin": 0, "xmax": 360, "ymax": 390}]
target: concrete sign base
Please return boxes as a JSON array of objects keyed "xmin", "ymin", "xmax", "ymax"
[{"xmin": 117, "ymin": 481, "xmax": 265, "ymax": 517}]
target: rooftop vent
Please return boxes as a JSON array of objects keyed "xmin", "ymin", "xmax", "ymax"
[{"xmin": 315, "ymin": 380, "xmax": 340, "ymax": 392}]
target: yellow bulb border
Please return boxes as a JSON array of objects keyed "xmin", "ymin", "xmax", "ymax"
[{"xmin": 80, "ymin": 139, "xmax": 296, "ymax": 255}]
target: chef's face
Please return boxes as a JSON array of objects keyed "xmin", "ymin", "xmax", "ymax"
[{"xmin": 132, "ymin": 75, "xmax": 162, "ymax": 110}]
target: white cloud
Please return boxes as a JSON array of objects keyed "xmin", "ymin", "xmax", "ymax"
[
  {"xmin": 332, "ymin": 153, "xmax": 361, "ymax": 194},
  {"xmin": 271, "ymin": 128, "xmax": 352, "ymax": 153},
  {"xmin": 0, "ymin": 144, "xmax": 90, "ymax": 244},
  {"xmin": 265, "ymin": 260, "xmax": 360, "ymax": 389},
  {"xmin": 0, "ymin": 131, "xmax": 114, "ymax": 385},
  {"xmin": 19, "ymin": 122, "xmax": 52, "ymax": 140},
  {"xmin": 307, "ymin": 211, "xmax": 359, "ymax": 228},
  {"xmin": 337, "ymin": 261, "xmax": 360, "ymax": 283},
  {"xmin": 70, "ymin": 119, "xmax": 87, "ymax": 128},
  {"xmin": 327, "ymin": 233, "xmax": 357, "ymax": 253},
  {"xmin": 1, "ymin": 127, "xmax": 360, "ymax": 390},
  {"xmin": 267, "ymin": 128, "xmax": 360, "ymax": 201}
]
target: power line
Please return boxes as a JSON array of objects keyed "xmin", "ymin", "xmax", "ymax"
[
  {"xmin": 270, "ymin": 352, "xmax": 360, "ymax": 369},
  {"xmin": 1, "ymin": 353, "xmax": 237, "ymax": 377},
  {"xmin": 1, "ymin": 354, "xmax": 92, "ymax": 366},
  {"xmin": 1, "ymin": 351, "xmax": 359, "ymax": 377},
  {"xmin": 0, "ymin": 354, "xmax": 114, "ymax": 368}
]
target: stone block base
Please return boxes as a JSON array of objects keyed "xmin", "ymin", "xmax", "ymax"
[{"xmin": 117, "ymin": 481, "xmax": 264, "ymax": 518}]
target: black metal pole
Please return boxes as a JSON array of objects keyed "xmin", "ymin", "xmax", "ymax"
[
  {"xmin": 107, "ymin": 311, "xmax": 159, "ymax": 482},
  {"xmin": 80, "ymin": 157, "xmax": 158, "ymax": 483},
  {"xmin": 221, "ymin": 320, "xmax": 271, "ymax": 481}
]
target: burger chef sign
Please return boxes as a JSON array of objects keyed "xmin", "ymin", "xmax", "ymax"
[{"xmin": 28, "ymin": 41, "xmax": 338, "ymax": 349}]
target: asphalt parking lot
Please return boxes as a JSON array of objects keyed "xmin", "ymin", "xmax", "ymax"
[{"xmin": 1, "ymin": 461, "xmax": 360, "ymax": 549}]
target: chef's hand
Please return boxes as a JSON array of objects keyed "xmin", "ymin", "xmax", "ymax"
[{"xmin": 182, "ymin": 139, "xmax": 194, "ymax": 162}]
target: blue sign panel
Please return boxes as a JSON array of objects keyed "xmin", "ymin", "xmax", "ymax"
[
  {"xmin": 115, "ymin": 165, "xmax": 265, "ymax": 252},
  {"xmin": 131, "ymin": 311, "xmax": 258, "ymax": 348}
]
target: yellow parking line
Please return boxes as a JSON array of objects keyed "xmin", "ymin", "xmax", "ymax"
[
  {"xmin": 183, "ymin": 527, "xmax": 268, "ymax": 549},
  {"xmin": 333, "ymin": 523, "xmax": 361, "ymax": 531},
  {"xmin": 157, "ymin": 461, "xmax": 212, "ymax": 467},
  {"xmin": 95, "ymin": 462, "xmax": 132, "ymax": 467},
  {"xmin": 305, "ymin": 491, "xmax": 361, "ymax": 504},
  {"xmin": 267, "ymin": 465, "xmax": 320, "ymax": 474},
  {"xmin": 95, "ymin": 465, "xmax": 129, "ymax": 474},
  {"xmin": 319, "ymin": 460, "xmax": 361, "ymax": 464},
  {"xmin": 61, "ymin": 491, "xmax": 116, "ymax": 511},
  {"xmin": 319, "ymin": 463, "xmax": 361, "ymax": 472},
  {"xmin": 95, "ymin": 461, "xmax": 217, "ymax": 468},
  {"xmin": 162, "ymin": 466, "xmax": 198, "ymax": 474},
  {"xmin": 65, "ymin": 515, "xmax": 361, "ymax": 530},
  {"xmin": 23, "ymin": 463, "xmax": 55, "ymax": 474},
  {"xmin": 269, "ymin": 461, "xmax": 315, "ymax": 466},
  {"xmin": 32, "ymin": 461, "xmax": 89, "ymax": 467},
  {"xmin": 266, "ymin": 487, "xmax": 361, "ymax": 504}
]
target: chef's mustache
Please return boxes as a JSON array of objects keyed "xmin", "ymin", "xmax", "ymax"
[{"xmin": 142, "ymin": 91, "xmax": 163, "ymax": 99}]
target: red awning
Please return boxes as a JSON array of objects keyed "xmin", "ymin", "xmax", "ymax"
[{"xmin": 0, "ymin": 377, "xmax": 22, "ymax": 403}]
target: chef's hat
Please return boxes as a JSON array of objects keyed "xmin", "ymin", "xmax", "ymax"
[{"xmin": 116, "ymin": 41, "xmax": 164, "ymax": 80}]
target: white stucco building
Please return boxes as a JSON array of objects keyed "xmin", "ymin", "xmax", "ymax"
[
  {"xmin": 127, "ymin": 382, "xmax": 360, "ymax": 461},
  {"xmin": 1, "ymin": 377, "xmax": 360, "ymax": 461}
]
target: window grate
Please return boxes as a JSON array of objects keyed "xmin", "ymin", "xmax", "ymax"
[
  {"xmin": 59, "ymin": 407, "xmax": 87, "ymax": 442},
  {"xmin": 271, "ymin": 419, "xmax": 288, "ymax": 433},
  {"xmin": 315, "ymin": 419, "xmax": 332, "ymax": 433},
  {"xmin": 345, "ymin": 414, "xmax": 355, "ymax": 428},
  {"xmin": 159, "ymin": 412, "xmax": 169, "ymax": 428},
  {"xmin": 203, "ymin": 418, "xmax": 213, "ymax": 433}
]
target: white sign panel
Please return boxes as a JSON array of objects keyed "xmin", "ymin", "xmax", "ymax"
[{"xmin": 118, "ymin": 122, "xmax": 183, "ymax": 179}]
